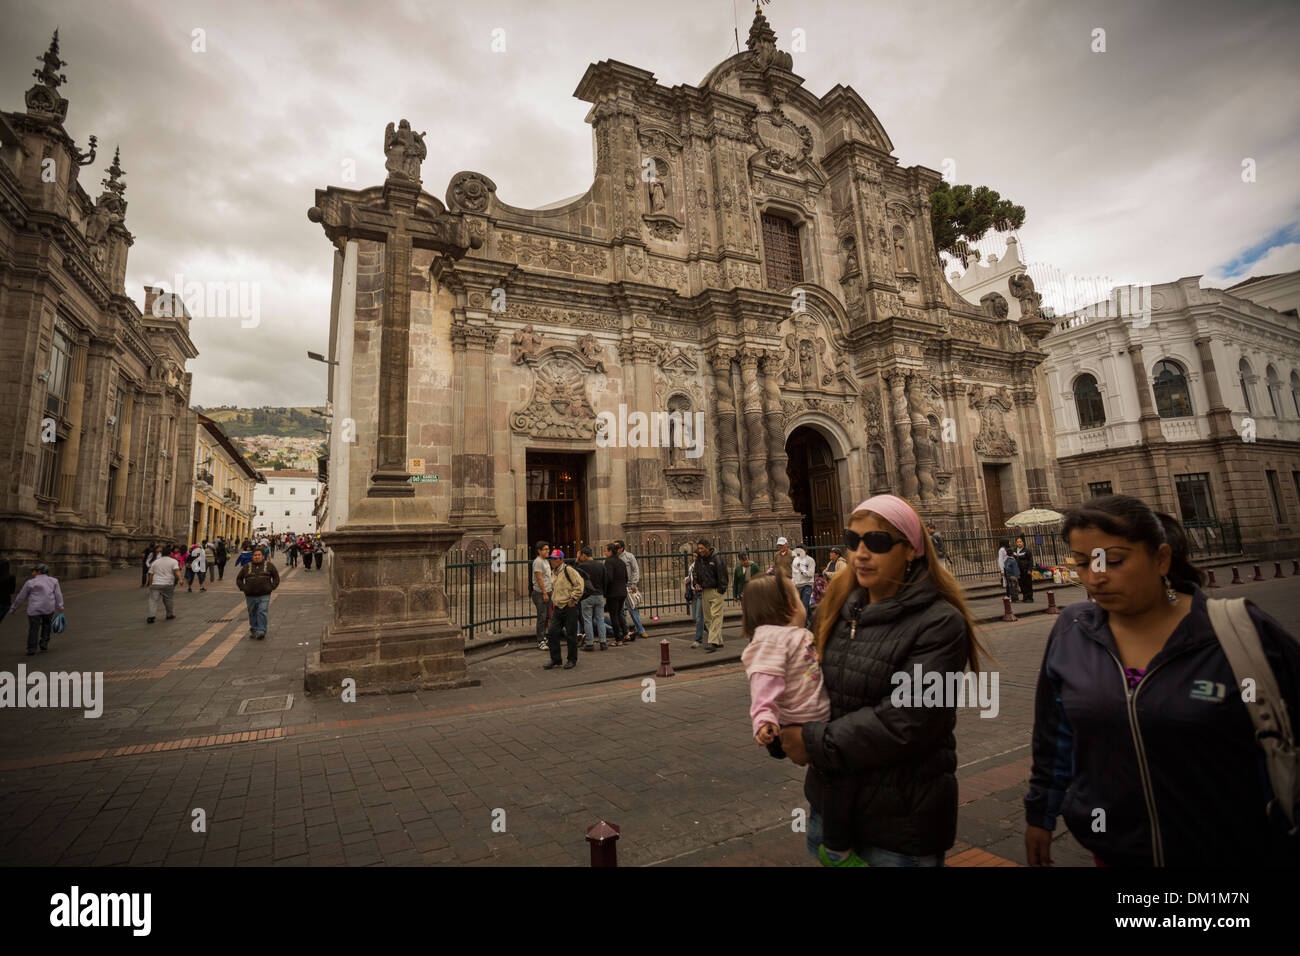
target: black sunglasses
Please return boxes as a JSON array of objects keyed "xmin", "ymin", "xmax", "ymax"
[{"xmin": 843, "ymin": 528, "xmax": 907, "ymax": 554}]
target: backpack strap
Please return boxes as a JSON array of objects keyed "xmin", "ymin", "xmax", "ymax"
[{"xmin": 1206, "ymin": 597, "xmax": 1299, "ymax": 834}]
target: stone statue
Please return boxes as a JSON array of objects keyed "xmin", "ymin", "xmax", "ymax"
[
  {"xmin": 893, "ymin": 228, "xmax": 908, "ymax": 273},
  {"xmin": 649, "ymin": 178, "xmax": 666, "ymax": 212},
  {"xmin": 384, "ymin": 119, "xmax": 427, "ymax": 182},
  {"xmin": 841, "ymin": 236, "xmax": 859, "ymax": 277},
  {"xmin": 799, "ymin": 341, "xmax": 815, "ymax": 383},
  {"xmin": 510, "ymin": 324, "xmax": 544, "ymax": 365},
  {"xmin": 981, "ymin": 292, "xmax": 1009, "ymax": 320},
  {"xmin": 1008, "ymin": 273, "xmax": 1042, "ymax": 318}
]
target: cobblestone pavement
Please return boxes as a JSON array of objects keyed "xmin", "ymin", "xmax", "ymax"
[{"xmin": 1, "ymin": 562, "xmax": 1296, "ymax": 866}]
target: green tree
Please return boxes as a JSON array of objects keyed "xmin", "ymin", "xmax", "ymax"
[{"xmin": 929, "ymin": 182, "xmax": 1025, "ymax": 269}]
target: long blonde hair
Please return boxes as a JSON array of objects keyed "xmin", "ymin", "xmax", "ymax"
[{"xmin": 812, "ymin": 505, "xmax": 990, "ymax": 672}]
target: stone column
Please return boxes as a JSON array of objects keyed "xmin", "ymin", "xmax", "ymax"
[
  {"xmin": 450, "ymin": 319, "xmax": 500, "ymax": 529},
  {"xmin": 886, "ymin": 369, "xmax": 918, "ymax": 499},
  {"xmin": 1128, "ymin": 343, "xmax": 1165, "ymax": 443},
  {"xmin": 739, "ymin": 349, "xmax": 770, "ymax": 510},
  {"xmin": 1013, "ymin": 388, "xmax": 1052, "ymax": 507},
  {"xmin": 907, "ymin": 374, "xmax": 935, "ymax": 503},
  {"xmin": 709, "ymin": 347, "xmax": 743, "ymax": 513},
  {"xmin": 111, "ymin": 391, "xmax": 135, "ymax": 531},
  {"xmin": 622, "ymin": 339, "xmax": 665, "ymax": 521},
  {"xmin": 54, "ymin": 333, "xmax": 89, "ymax": 521},
  {"xmin": 1195, "ymin": 336, "xmax": 1235, "ymax": 438},
  {"xmin": 328, "ymin": 240, "xmax": 358, "ymax": 532},
  {"xmin": 760, "ymin": 351, "xmax": 792, "ymax": 511}
]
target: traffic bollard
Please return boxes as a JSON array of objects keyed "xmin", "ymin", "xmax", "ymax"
[
  {"xmin": 1231, "ymin": 566, "xmax": 1242, "ymax": 585},
  {"xmin": 1252, "ymin": 565, "xmax": 1264, "ymax": 582},
  {"xmin": 1275, "ymin": 562, "xmax": 1284, "ymax": 579},
  {"xmin": 1001, "ymin": 596, "xmax": 1017, "ymax": 622},
  {"xmin": 656, "ymin": 638, "xmax": 676, "ymax": 677},
  {"xmin": 586, "ymin": 820, "xmax": 620, "ymax": 867},
  {"xmin": 1293, "ymin": 560, "xmax": 1300, "ymax": 576},
  {"xmin": 1206, "ymin": 570, "xmax": 1219, "ymax": 588},
  {"xmin": 1045, "ymin": 590, "xmax": 1060, "ymax": 615}
]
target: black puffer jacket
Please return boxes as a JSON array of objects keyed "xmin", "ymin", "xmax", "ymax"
[{"xmin": 801, "ymin": 565, "xmax": 969, "ymax": 856}]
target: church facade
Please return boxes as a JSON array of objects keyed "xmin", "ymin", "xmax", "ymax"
[{"xmin": 320, "ymin": 10, "xmax": 1061, "ymax": 556}]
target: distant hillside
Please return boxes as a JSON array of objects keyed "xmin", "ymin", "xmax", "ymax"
[{"xmin": 195, "ymin": 405, "xmax": 325, "ymax": 439}]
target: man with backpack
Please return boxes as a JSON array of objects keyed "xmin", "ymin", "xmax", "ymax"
[
  {"xmin": 235, "ymin": 546, "xmax": 280, "ymax": 640},
  {"xmin": 543, "ymin": 549, "xmax": 583, "ymax": 670}
]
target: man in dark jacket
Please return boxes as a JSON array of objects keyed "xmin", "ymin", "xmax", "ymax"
[
  {"xmin": 603, "ymin": 542, "xmax": 628, "ymax": 645},
  {"xmin": 577, "ymin": 546, "xmax": 609, "ymax": 650},
  {"xmin": 235, "ymin": 546, "xmax": 279, "ymax": 640},
  {"xmin": 693, "ymin": 538, "xmax": 728, "ymax": 653},
  {"xmin": 213, "ymin": 537, "xmax": 229, "ymax": 581}
]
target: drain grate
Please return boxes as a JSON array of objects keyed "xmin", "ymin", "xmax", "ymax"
[
  {"xmin": 237, "ymin": 694, "xmax": 294, "ymax": 715},
  {"xmin": 206, "ymin": 618, "xmax": 235, "ymax": 623},
  {"xmin": 229, "ymin": 674, "xmax": 281, "ymax": 687}
]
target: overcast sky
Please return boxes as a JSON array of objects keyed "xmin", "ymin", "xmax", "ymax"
[{"xmin": 4, "ymin": 0, "xmax": 1298, "ymax": 407}]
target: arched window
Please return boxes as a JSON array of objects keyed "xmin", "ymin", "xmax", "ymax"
[
  {"xmin": 1290, "ymin": 371, "xmax": 1300, "ymax": 417},
  {"xmin": 1073, "ymin": 374, "xmax": 1106, "ymax": 429},
  {"xmin": 1238, "ymin": 358, "xmax": 1254, "ymax": 414},
  {"xmin": 1152, "ymin": 359, "xmax": 1193, "ymax": 418},
  {"xmin": 760, "ymin": 213, "xmax": 803, "ymax": 288},
  {"xmin": 1266, "ymin": 365, "xmax": 1282, "ymax": 417}
]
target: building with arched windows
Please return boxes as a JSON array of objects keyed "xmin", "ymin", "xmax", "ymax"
[
  {"xmin": 314, "ymin": 7, "xmax": 1064, "ymax": 554},
  {"xmin": 1041, "ymin": 272, "xmax": 1300, "ymax": 557}
]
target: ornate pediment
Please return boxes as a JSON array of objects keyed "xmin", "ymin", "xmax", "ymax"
[{"xmin": 510, "ymin": 354, "xmax": 598, "ymax": 440}]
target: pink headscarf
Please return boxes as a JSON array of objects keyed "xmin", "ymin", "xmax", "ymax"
[{"xmin": 850, "ymin": 494, "xmax": 926, "ymax": 554}]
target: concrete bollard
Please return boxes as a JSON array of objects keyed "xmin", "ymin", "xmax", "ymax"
[
  {"xmin": 1001, "ymin": 595, "xmax": 1017, "ymax": 622},
  {"xmin": 1231, "ymin": 566, "xmax": 1242, "ymax": 585},
  {"xmin": 586, "ymin": 820, "xmax": 620, "ymax": 867},
  {"xmin": 656, "ymin": 638, "xmax": 676, "ymax": 677},
  {"xmin": 1045, "ymin": 590, "xmax": 1060, "ymax": 615},
  {"xmin": 1275, "ymin": 562, "xmax": 1285, "ymax": 579},
  {"xmin": 1206, "ymin": 570, "xmax": 1219, "ymax": 588},
  {"xmin": 1252, "ymin": 565, "xmax": 1264, "ymax": 582},
  {"xmin": 1293, "ymin": 560, "xmax": 1300, "ymax": 576}
]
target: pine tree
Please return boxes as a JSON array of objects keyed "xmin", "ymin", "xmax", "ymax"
[{"xmin": 929, "ymin": 182, "xmax": 1026, "ymax": 269}]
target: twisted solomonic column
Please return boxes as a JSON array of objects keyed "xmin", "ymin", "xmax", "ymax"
[
  {"xmin": 907, "ymin": 373, "xmax": 936, "ymax": 503},
  {"xmin": 760, "ymin": 351, "xmax": 792, "ymax": 511},
  {"xmin": 885, "ymin": 368, "xmax": 919, "ymax": 500},
  {"xmin": 739, "ymin": 349, "xmax": 770, "ymax": 509},
  {"xmin": 709, "ymin": 347, "xmax": 744, "ymax": 513}
]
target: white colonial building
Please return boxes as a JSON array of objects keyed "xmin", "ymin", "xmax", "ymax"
[
  {"xmin": 253, "ymin": 469, "xmax": 319, "ymax": 534},
  {"xmin": 1037, "ymin": 270, "xmax": 1300, "ymax": 557}
]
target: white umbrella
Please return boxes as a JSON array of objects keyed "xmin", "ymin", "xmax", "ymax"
[{"xmin": 1005, "ymin": 508, "xmax": 1065, "ymax": 527}]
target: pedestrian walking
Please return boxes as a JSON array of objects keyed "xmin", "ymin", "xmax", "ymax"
[
  {"xmin": 187, "ymin": 542, "xmax": 208, "ymax": 592},
  {"xmin": 1001, "ymin": 549, "xmax": 1020, "ymax": 604},
  {"xmin": 0, "ymin": 558, "xmax": 16, "ymax": 620},
  {"xmin": 6, "ymin": 563, "xmax": 65, "ymax": 655},
  {"xmin": 1025, "ymin": 494, "xmax": 1300, "ymax": 867},
  {"xmin": 693, "ymin": 538, "xmax": 728, "ymax": 653},
  {"xmin": 287, "ymin": 536, "xmax": 299, "ymax": 568},
  {"xmin": 604, "ymin": 542, "xmax": 628, "ymax": 646},
  {"xmin": 1013, "ymin": 535, "xmax": 1035, "ymax": 603},
  {"xmin": 203, "ymin": 540, "xmax": 215, "ymax": 589},
  {"xmin": 235, "ymin": 546, "xmax": 280, "ymax": 641},
  {"xmin": 731, "ymin": 550, "xmax": 761, "ymax": 602},
  {"xmin": 616, "ymin": 540, "xmax": 648, "ymax": 641},
  {"xmin": 772, "ymin": 537, "xmax": 794, "ymax": 578},
  {"xmin": 140, "ymin": 544, "xmax": 153, "ymax": 587},
  {"xmin": 214, "ymin": 537, "xmax": 228, "ymax": 581},
  {"xmin": 577, "ymin": 546, "xmax": 609, "ymax": 651},
  {"xmin": 146, "ymin": 547, "xmax": 181, "ymax": 624},
  {"xmin": 741, "ymin": 570, "xmax": 863, "ymax": 865},
  {"xmin": 791, "ymin": 544, "xmax": 816, "ymax": 618},
  {"xmin": 686, "ymin": 555, "xmax": 707, "ymax": 648},
  {"xmin": 927, "ymin": 524, "xmax": 948, "ymax": 568},
  {"xmin": 234, "ymin": 541, "xmax": 253, "ymax": 569},
  {"xmin": 529, "ymin": 540, "xmax": 552, "ymax": 650},
  {"xmin": 997, "ymin": 539, "xmax": 1017, "ymax": 602},
  {"xmin": 779, "ymin": 494, "xmax": 986, "ymax": 866},
  {"xmin": 313, "ymin": 536, "xmax": 323, "ymax": 570},
  {"xmin": 542, "ymin": 550, "xmax": 582, "ymax": 670}
]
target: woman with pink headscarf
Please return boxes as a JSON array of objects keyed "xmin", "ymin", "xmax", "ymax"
[{"xmin": 777, "ymin": 494, "xmax": 988, "ymax": 866}]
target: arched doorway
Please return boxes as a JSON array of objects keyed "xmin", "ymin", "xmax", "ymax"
[{"xmin": 786, "ymin": 425, "xmax": 844, "ymax": 544}]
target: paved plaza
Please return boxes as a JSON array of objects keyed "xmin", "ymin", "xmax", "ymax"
[{"xmin": 2, "ymin": 562, "xmax": 1297, "ymax": 866}]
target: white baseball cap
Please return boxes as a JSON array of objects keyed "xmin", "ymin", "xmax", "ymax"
[{"xmin": 776, "ymin": 536, "xmax": 788, "ymax": 545}]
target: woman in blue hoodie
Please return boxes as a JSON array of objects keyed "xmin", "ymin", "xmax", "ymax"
[{"xmin": 1024, "ymin": 495, "xmax": 1299, "ymax": 866}]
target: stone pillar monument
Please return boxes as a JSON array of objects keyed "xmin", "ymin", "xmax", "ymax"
[{"xmin": 304, "ymin": 119, "xmax": 481, "ymax": 695}]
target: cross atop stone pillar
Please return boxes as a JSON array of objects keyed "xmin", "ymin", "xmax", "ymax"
[{"xmin": 304, "ymin": 120, "xmax": 483, "ymax": 696}]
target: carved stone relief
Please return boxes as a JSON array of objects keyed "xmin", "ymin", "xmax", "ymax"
[
  {"xmin": 967, "ymin": 385, "xmax": 1018, "ymax": 457},
  {"xmin": 510, "ymin": 356, "xmax": 599, "ymax": 439}
]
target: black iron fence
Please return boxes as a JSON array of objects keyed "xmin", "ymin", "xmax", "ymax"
[{"xmin": 444, "ymin": 519, "xmax": 1244, "ymax": 638}]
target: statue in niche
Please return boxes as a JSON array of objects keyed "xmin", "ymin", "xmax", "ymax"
[
  {"xmin": 840, "ymin": 236, "xmax": 859, "ymax": 278},
  {"xmin": 649, "ymin": 179, "xmax": 666, "ymax": 211},
  {"xmin": 893, "ymin": 226, "xmax": 908, "ymax": 273},
  {"xmin": 799, "ymin": 341, "xmax": 815, "ymax": 383},
  {"xmin": 383, "ymin": 119, "xmax": 427, "ymax": 181}
]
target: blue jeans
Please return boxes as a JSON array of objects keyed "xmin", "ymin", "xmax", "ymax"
[
  {"xmin": 580, "ymin": 594, "xmax": 607, "ymax": 646},
  {"xmin": 245, "ymin": 594, "xmax": 270, "ymax": 634},
  {"xmin": 805, "ymin": 809, "xmax": 945, "ymax": 867},
  {"xmin": 798, "ymin": 584, "xmax": 813, "ymax": 617},
  {"xmin": 624, "ymin": 600, "xmax": 645, "ymax": 635},
  {"xmin": 691, "ymin": 593, "xmax": 706, "ymax": 642}
]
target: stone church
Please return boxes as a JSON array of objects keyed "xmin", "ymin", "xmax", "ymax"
[{"xmin": 317, "ymin": 8, "xmax": 1060, "ymax": 557}]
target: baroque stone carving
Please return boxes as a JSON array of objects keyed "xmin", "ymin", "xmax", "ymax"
[
  {"xmin": 643, "ymin": 214, "xmax": 684, "ymax": 241},
  {"xmin": 498, "ymin": 233, "xmax": 608, "ymax": 275},
  {"xmin": 980, "ymin": 292, "xmax": 1009, "ymax": 319},
  {"xmin": 576, "ymin": 333, "xmax": 606, "ymax": 371},
  {"xmin": 506, "ymin": 303, "xmax": 621, "ymax": 332},
  {"xmin": 510, "ymin": 324, "xmax": 544, "ymax": 365},
  {"xmin": 510, "ymin": 358, "xmax": 598, "ymax": 439},
  {"xmin": 625, "ymin": 246, "xmax": 645, "ymax": 275},
  {"xmin": 861, "ymin": 386, "xmax": 885, "ymax": 442},
  {"xmin": 446, "ymin": 171, "xmax": 495, "ymax": 213},
  {"xmin": 384, "ymin": 119, "xmax": 427, "ymax": 181},
  {"xmin": 1008, "ymin": 273, "xmax": 1043, "ymax": 318},
  {"xmin": 968, "ymin": 385, "xmax": 1018, "ymax": 457}
]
